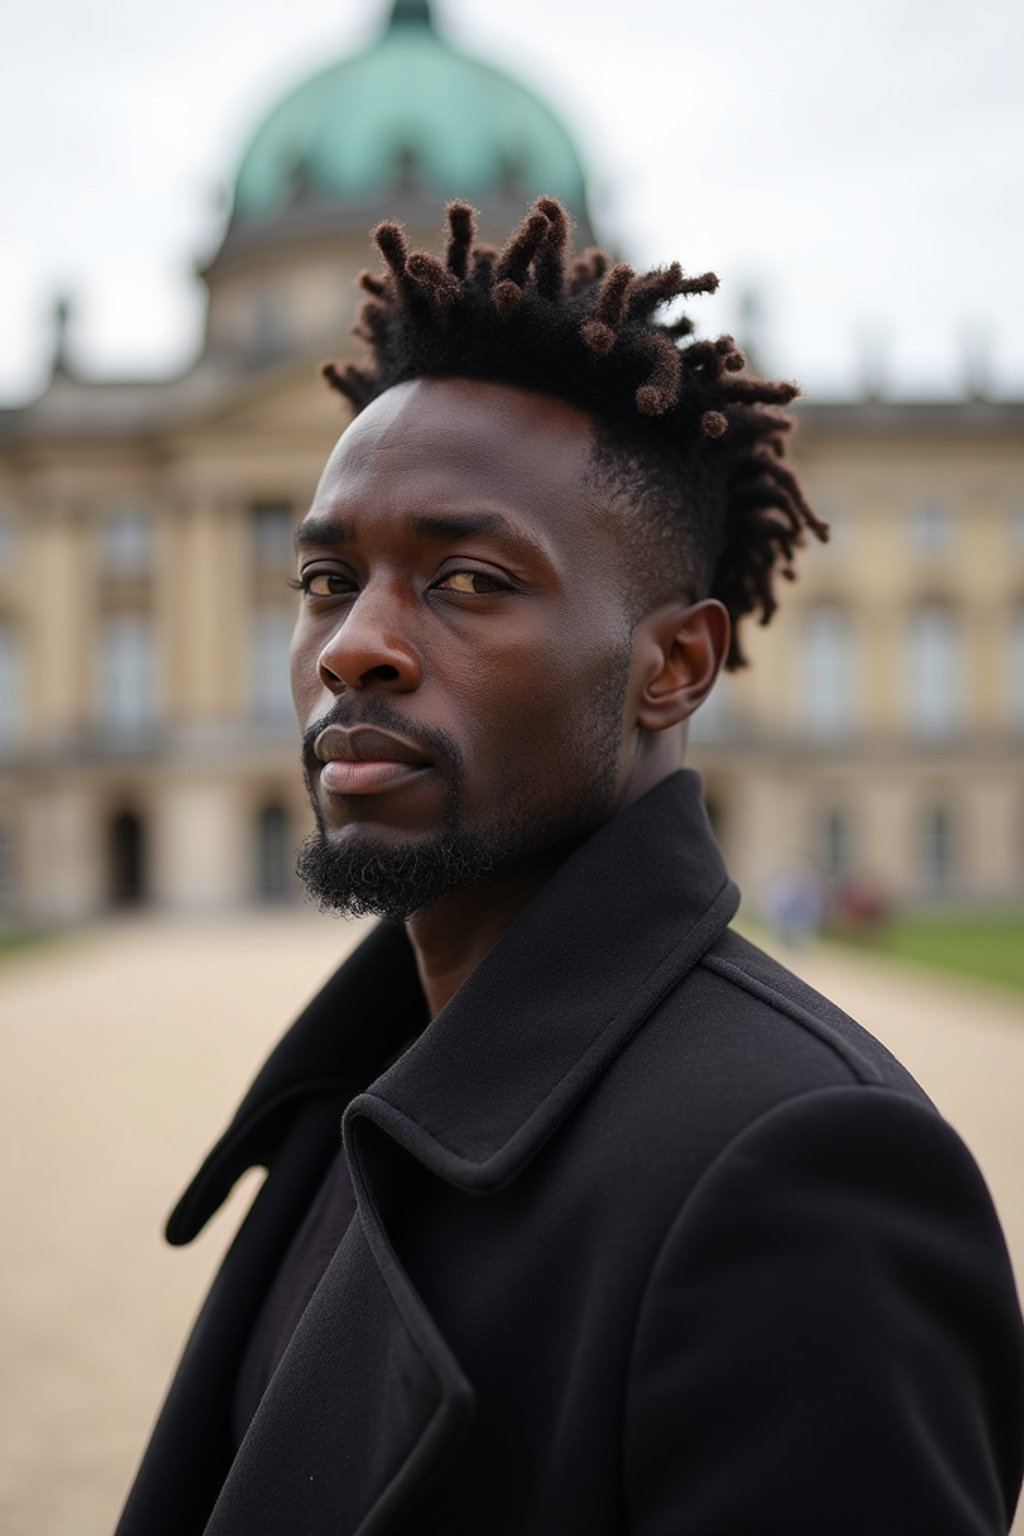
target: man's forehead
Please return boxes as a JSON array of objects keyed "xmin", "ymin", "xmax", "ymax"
[{"xmin": 315, "ymin": 377, "xmax": 599, "ymax": 503}]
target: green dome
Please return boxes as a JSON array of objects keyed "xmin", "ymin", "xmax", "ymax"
[{"xmin": 231, "ymin": 0, "xmax": 588, "ymax": 224}]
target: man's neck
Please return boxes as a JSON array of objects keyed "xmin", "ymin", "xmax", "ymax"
[
  {"xmin": 405, "ymin": 857, "xmax": 562, "ymax": 1019},
  {"xmin": 403, "ymin": 751, "xmax": 682, "ymax": 1018}
]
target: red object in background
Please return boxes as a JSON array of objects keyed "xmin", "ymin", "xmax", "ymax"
[{"xmin": 828, "ymin": 877, "xmax": 893, "ymax": 937}]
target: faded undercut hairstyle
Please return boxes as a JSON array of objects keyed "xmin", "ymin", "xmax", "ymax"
[{"xmin": 321, "ymin": 197, "xmax": 828, "ymax": 669}]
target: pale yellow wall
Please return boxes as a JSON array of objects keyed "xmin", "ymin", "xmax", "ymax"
[
  {"xmin": 204, "ymin": 243, "xmax": 364, "ymax": 357},
  {"xmin": 22, "ymin": 781, "xmax": 104, "ymax": 921},
  {"xmin": 154, "ymin": 779, "xmax": 250, "ymax": 910},
  {"xmin": 30, "ymin": 503, "xmax": 95, "ymax": 742},
  {"xmin": 203, "ymin": 216, "xmax": 451, "ymax": 360},
  {"xmin": 731, "ymin": 431, "xmax": 1024, "ymax": 747}
]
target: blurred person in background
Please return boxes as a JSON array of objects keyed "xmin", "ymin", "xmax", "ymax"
[
  {"xmin": 116, "ymin": 198, "xmax": 1024, "ymax": 1536},
  {"xmin": 762, "ymin": 856, "xmax": 826, "ymax": 947}
]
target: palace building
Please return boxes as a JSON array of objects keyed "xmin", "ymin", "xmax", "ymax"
[
  {"xmin": 692, "ymin": 400, "xmax": 1024, "ymax": 912},
  {"xmin": 1, "ymin": 0, "xmax": 1021, "ymax": 924}
]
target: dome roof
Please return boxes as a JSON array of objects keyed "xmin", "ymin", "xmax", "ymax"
[{"xmin": 231, "ymin": 0, "xmax": 589, "ymax": 227}]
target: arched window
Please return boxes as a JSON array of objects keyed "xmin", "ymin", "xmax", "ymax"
[
  {"xmin": 688, "ymin": 674, "xmax": 734, "ymax": 743},
  {"xmin": 0, "ymin": 620, "xmax": 23, "ymax": 751},
  {"xmin": 815, "ymin": 498, "xmax": 849, "ymax": 556},
  {"xmin": 97, "ymin": 614, "xmax": 156, "ymax": 735},
  {"xmin": 821, "ymin": 808, "xmax": 852, "ymax": 881},
  {"xmin": 251, "ymin": 607, "xmax": 295, "ymax": 722},
  {"xmin": 101, "ymin": 503, "xmax": 152, "ymax": 575},
  {"xmin": 0, "ymin": 507, "xmax": 15, "ymax": 565},
  {"xmin": 252, "ymin": 290, "xmax": 289, "ymax": 355},
  {"xmin": 802, "ymin": 606, "xmax": 857, "ymax": 739},
  {"xmin": 907, "ymin": 604, "xmax": 962, "ymax": 739},
  {"xmin": 1010, "ymin": 501, "xmax": 1024, "ymax": 553},
  {"xmin": 255, "ymin": 803, "xmax": 292, "ymax": 901},
  {"xmin": 108, "ymin": 810, "xmax": 147, "ymax": 906},
  {"xmin": 250, "ymin": 503, "xmax": 294, "ymax": 571},
  {"xmin": 0, "ymin": 820, "xmax": 16, "ymax": 915},
  {"xmin": 701, "ymin": 787, "xmax": 726, "ymax": 845},
  {"xmin": 921, "ymin": 805, "xmax": 955, "ymax": 893},
  {"xmin": 909, "ymin": 497, "xmax": 953, "ymax": 557},
  {"xmin": 1010, "ymin": 606, "xmax": 1024, "ymax": 736}
]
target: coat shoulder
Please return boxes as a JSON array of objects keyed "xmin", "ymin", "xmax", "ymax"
[
  {"xmin": 599, "ymin": 925, "xmax": 935, "ymax": 1197},
  {"xmin": 692, "ymin": 925, "xmax": 926, "ymax": 1096}
]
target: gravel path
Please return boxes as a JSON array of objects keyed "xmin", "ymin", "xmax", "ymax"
[{"xmin": 2, "ymin": 914, "xmax": 1021, "ymax": 1536}]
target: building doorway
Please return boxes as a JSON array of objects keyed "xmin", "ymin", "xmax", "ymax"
[
  {"xmin": 108, "ymin": 810, "xmax": 147, "ymax": 907},
  {"xmin": 701, "ymin": 785, "xmax": 727, "ymax": 846},
  {"xmin": 0, "ymin": 820, "xmax": 16, "ymax": 918},
  {"xmin": 256, "ymin": 803, "xmax": 292, "ymax": 902}
]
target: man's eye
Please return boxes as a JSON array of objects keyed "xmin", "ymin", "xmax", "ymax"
[
  {"xmin": 435, "ymin": 569, "xmax": 508, "ymax": 595},
  {"xmin": 290, "ymin": 571, "xmax": 354, "ymax": 597}
]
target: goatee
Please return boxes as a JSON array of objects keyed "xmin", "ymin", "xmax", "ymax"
[
  {"xmin": 296, "ymin": 699, "xmax": 504, "ymax": 919},
  {"xmin": 295, "ymin": 822, "xmax": 502, "ymax": 920}
]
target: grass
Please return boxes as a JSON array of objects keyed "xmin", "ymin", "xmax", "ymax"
[
  {"xmin": 835, "ymin": 914, "xmax": 1024, "ymax": 995},
  {"xmin": 0, "ymin": 925, "xmax": 74, "ymax": 965}
]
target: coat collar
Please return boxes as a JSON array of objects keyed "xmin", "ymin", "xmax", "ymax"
[{"xmin": 169, "ymin": 769, "xmax": 738, "ymax": 1242}]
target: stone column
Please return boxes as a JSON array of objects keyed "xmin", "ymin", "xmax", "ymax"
[{"xmin": 153, "ymin": 777, "xmax": 248, "ymax": 911}]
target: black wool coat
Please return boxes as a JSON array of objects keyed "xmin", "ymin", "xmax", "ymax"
[{"xmin": 116, "ymin": 771, "xmax": 1024, "ymax": 1536}]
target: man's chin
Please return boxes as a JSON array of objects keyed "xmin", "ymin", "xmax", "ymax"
[{"xmin": 295, "ymin": 825, "xmax": 497, "ymax": 921}]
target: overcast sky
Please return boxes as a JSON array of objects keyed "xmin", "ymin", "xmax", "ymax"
[{"xmin": 2, "ymin": 0, "xmax": 1022, "ymax": 404}]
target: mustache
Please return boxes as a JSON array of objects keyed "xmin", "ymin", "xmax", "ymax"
[{"xmin": 301, "ymin": 696, "xmax": 463, "ymax": 781}]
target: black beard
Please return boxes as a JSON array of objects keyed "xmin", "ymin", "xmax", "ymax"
[
  {"xmin": 295, "ymin": 699, "xmax": 474, "ymax": 919},
  {"xmin": 295, "ymin": 659, "xmax": 630, "ymax": 920},
  {"xmin": 296, "ymin": 820, "xmax": 505, "ymax": 920}
]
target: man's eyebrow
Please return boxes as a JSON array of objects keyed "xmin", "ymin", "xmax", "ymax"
[
  {"xmin": 408, "ymin": 512, "xmax": 539, "ymax": 550},
  {"xmin": 294, "ymin": 514, "xmax": 352, "ymax": 552},
  {"xmin": 294, "ymin": 510, "xmax": 548, "ymax": 560}
]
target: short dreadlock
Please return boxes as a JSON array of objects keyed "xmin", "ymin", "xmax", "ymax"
[{"xmin": 321, "ymin": 197, "xmax": 828, "ymax": 669}]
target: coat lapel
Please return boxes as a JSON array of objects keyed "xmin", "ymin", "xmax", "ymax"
[
  {"xmin": 206, "ymin": 1202, "xmax": 473, "ymax": 1536},
  {"xmin": 118, "ymin": 926, "xmax": 432, "ymax": 1536},
  {"xmin": 115, "ymin": 1095, "xmax": 348, "ymax": 1536},
  {"xmin": 127, "ymin": 769, "xmax": 737, "ymax": 1536}
]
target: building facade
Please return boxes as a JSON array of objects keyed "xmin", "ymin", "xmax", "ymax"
[
  {"xmin": 689, "ymin": 401, "xmax": 1024, "ymax": 911},
  {"xmin": 1, "ymin": 0, "xmax": 1021, "ymax": 924}
]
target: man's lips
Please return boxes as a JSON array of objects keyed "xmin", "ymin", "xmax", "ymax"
[{"xmin": 313, "ymin": 724, "xmax": 434, "ymax": 796}]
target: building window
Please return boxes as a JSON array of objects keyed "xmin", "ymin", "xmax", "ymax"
[
  {"xmin": 0, "ymin": 621, "xmax": 23, "ymax": 751},
  {"xmin": 252, "ymin": 290, "xmax": 289, "ymax": 355},
  {"xmin": 0, "ymin": 821, "xmax": 15, "ymax": 915},
  {"xmin": 688, "ymin": 674, "xmax": 734, "ymax": 743},
  {"xmin": 1010, "ymin": 607, "xmax": 1024, "ymax": 735},
  {"xmin": 1011, "ymin": 501, "xmax": 1024, "ymax": 553},
  {"xmin": 101, "ymin": 503, "xmax": 152, "ymax": 575},
  {"xmin": 107, "ymin": 810, "xmax": 147, "ymax": 906},
  {"xmin": 909, "ymin": 497, "xmax": 953, "ymax": 557},
  {"xmin": 802, "ymin": 605, "xmax": 857, "ymax": 739},
  {"xmin": 907, "ymin": 604, "xmax": 962, "ymax": 739},
  {"xmin": 97, "ymin": 613, "xmax": 156, "ymax": 735},
  {"xmin": 815, "ymin": 498, "xmax": 848, "ymax": 554},
  {"xmin": 0, "ymin": 508, "xmax": 15, "ymax": 565},
  {"xmin": 821, "ymin": 808, "xmax": 852, "ymax": 881},
  {"xmin": 921, "ymin": 805, "xmax": 955, "ymax": 893},
  {"xmin": 255, "ymin": 803, "xmax": 292, "ymax": 901},
  {"xmin": 251, "ymin": 607, "xmax": 294, "ymax": 722},
  {"xmin": 250, "ymin": 503, "xmax": 294, "ymax": 571}
]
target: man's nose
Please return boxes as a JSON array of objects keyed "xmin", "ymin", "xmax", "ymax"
[{"xmin": 316, "ymin": 585, "xmax": 422, "ymax": 692}]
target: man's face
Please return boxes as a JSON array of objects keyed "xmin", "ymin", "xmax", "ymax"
[{"xmin": 290, "ymin": 378, "xmax": 648, "ymax": 917}]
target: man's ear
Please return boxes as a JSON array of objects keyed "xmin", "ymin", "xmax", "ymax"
[{"xmin": 633, "ymin": 598, "xmax": 730, "ymax": 733}]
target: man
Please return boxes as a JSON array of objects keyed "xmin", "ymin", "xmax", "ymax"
[{"xmin": 117, "ymin": 198, "xmax": 1024, "ymax": 1535}]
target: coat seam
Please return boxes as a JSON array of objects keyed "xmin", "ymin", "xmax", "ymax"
[{"xmin": 697, "ymin": 949, "xmax": 885, "ymax": 1084}]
